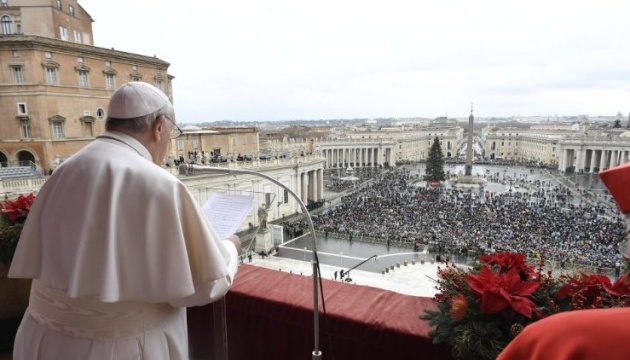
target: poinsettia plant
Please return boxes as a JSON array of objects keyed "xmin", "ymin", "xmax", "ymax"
[
  {"xmin": 0, "ymin": 193, "xmax": 35, "ymax": 266},
  {"xmin": 420, "ymin": 251, "xmax": 630, "ymax": 360}
]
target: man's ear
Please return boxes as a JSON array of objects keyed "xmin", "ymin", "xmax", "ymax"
[{"xmin": 152, "ymin": 115, "xmax": 165, "ymax": 140}]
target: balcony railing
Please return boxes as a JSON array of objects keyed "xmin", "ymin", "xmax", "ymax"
[{"xmin": 187, "ymin": 264, "xmax": 452, "ymax": 360}]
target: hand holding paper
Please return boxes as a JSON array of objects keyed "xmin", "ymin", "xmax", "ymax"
[{"xmin": 201, "ymin": 193, "xmax": 255, "ymax": 240}]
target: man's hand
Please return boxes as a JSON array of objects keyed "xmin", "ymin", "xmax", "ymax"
[{"xmin": 226, "ymin": 234, "xmax": 242, "ymax": 255}]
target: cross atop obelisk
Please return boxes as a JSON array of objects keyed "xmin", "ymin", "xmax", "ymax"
[{"xmin": 464, "ymin": 102, "xmax": 474, "ymax": 176}]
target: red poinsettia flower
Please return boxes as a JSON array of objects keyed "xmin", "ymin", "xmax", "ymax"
[
  {"xmin": 1, "ymin": 193, "xmax": 35, "ymax": 225},
  {"xmin": 480, "ymin": 251, "xmax": 536, "ymax": 276},
  {"xmin": 606, "ymin": 273, "xmax": 630, "ymax": 296},
  {"xmin": 557, "ymin": 272, "xmax": 630, "ymax": 302},
  {"xmin": 465, "ymin": 266, "xmax": 540, "ymax": 318},
  {"xmin": 557, "ymin": 273, "xmax": 606, "ymax": 298}
]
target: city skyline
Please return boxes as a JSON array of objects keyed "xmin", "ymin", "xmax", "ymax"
[{"xmin": 84, "ymin": 0, "xmax": 630, "ymax": 123}]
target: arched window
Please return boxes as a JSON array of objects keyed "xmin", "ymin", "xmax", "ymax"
[{"xmin": 1, "ymin": 15, "xmax": 12, "ymax": 35}]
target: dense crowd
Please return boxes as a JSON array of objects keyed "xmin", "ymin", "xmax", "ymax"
[{"xmin": 312, "ymin": 169, "xmax": 626, "ymax": 268}]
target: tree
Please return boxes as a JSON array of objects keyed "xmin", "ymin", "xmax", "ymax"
[{"xmin": 426, "ymin": 136, "xmax": 446, "ymax": 182}]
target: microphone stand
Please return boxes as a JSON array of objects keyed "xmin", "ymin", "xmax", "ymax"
[
  {"xmin": 341, "ymin": 254, "xmax": 377, "ymax": 282},
  {"xmin": 190, "ymin": 164, "xmax": 323, "ymax": 360}
]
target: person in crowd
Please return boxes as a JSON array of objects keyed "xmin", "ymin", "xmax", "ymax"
[
  {"xmin": 9, "ymin": 81, "xmax": 241, "ymax": 359},
  {"xmin": 496, "ymin": 161, "xmax": 630, "ymax": 360},
  {"xmin": 311, "ymin": 169, "xmax": 624, "ymax": 269}
]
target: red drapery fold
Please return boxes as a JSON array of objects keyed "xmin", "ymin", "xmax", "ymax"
[{"xmin": 188, "ymin": 264, "xmax": 452, "ymax": 360}]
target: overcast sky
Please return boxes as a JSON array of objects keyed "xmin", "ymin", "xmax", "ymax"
[{"xmin": 83, "ymin": 0, "xmax": 630, "ymax": 123}]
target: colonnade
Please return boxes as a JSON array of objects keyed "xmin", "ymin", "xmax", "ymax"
[
  {"xmin": 298, "ymin": 168, "xmax": 324, "ymax": 203},
  {"xmin": 320, "ymin": 145, "xmax": 395, "ymax": 169},
  {"xmin": 560, "ymin": 146, "xmax": 630, "ymax": 173}
]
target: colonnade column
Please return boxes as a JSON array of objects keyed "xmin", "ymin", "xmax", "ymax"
[
  {"xmin": 617, "ymin": 150, "xmax": 622, "ymax": 167},
  {"xmin": 560, "ymin": 149, "xmax": 569, "ymax": 171},
  {"xmin": 300, "ymin": 172, "xmax": 307, "ymax": 203},
  {"xmin": 589, "ymin": 150, "xmax": 596, "ymax": 173},
  {"xmin": 317, "ymin": 169, "xmax": 324, "ymax": 201},
  {"xmin": 308, "ymin": 171, "xmax": 313, "ymax": 201}
]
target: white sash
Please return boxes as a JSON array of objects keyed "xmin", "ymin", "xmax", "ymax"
[{"xmin": 27, "ymin": 280, "xmax": 179, "ymax": 341}]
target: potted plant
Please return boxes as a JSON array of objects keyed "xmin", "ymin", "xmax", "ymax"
[
  {"xmin": 420, "ymin": 251, "xmax": 630, "ymax": 360},
  {"xmin": 0, "ymin": 194, "xmax": 35, "ymax": 325}
]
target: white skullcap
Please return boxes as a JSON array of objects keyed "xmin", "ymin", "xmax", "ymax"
[{"xmin": 107, "ymin": 81, "xmax": 173, "ymax": 119}]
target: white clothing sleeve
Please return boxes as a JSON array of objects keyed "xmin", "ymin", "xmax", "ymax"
[{"xmin": 167, "ymin": 239, "xmax": 239, "ymax": 307}]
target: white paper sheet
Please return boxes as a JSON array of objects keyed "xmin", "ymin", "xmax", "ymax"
[{"xmin": 201, "ymin": 193, "xmax": 256, "ymax": 239}]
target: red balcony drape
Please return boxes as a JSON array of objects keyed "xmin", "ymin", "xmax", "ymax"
[{"xmin": 188, "ymin": 264, "xmax": 452, "ymax": 360}]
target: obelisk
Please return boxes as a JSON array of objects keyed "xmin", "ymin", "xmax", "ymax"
[{"xmin": 465, "ymin": 103, "xmax": 474, "ymax": 176}]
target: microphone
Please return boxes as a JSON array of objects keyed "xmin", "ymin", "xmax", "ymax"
[{"xmin": 189, "ymin": 164, "xmax": 323, "ymax": 360}]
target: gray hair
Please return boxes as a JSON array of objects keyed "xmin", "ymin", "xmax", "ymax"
[{"xmin": 105, "ymin": 106, "xmax": 172, "ymax": 134}]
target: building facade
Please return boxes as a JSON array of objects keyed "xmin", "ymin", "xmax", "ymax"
[
  {"xmin": 0, "ymin": 0, "xmax": 173, "ymax": 173},
  {"xmin": 482, "ymin": 124, "xmax": 630, "ymax": 172},
  {"xmin": 171, "ymin": 126, "xmax": 260, "ymax": 164}
]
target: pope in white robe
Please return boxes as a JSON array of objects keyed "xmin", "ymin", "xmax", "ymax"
[{"xmin": 8, "ymin": 82, "xmax": 240, "ymax": 359}]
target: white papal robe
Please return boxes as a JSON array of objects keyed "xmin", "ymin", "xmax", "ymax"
[{"xmin": 8, "ymin": 131, "xmax": 239, "ymax": 359}]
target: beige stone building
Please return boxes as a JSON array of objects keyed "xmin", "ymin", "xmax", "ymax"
[
  {"xmin": 481, "ymin": 124, "xmax": 630, "ymax": 172},
  {"xmin": 171, "ymin": 126, "xmax": 260, "ymax": 164},
  {"xmin": 0, "ymin": 0, "xmax": 173, "ymax": 173}
]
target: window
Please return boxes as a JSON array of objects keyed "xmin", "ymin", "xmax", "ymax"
[
  {"xmin": 105, "ymin": 61, "xmax": 111, "ymax": 67},
  {"xmin": 78, "ymin": 70, "xmax": 88, "ymax": 87},
  {"xmin": 69, "ymin": 5, "xmax": 74, "ymax": 16},
  {"xmin": 1, "ymin": 15, "xmax": 12, "ymax": 34},
  {"xmin": 105, "ymin": 73, "xmax": 115, "ymax": 90},
  {"xmin": 45, "ymin": 67, "xmax": 58, "ymax": 84},
  {"xmin": 59, "ymin": 26, "xmax": 68, "ymax": 41},
  {"xmin": 20, "ymin": 120, "xmax": 30, "ymax": 138},
  {"xmin": 0, "ymin": 0, "xmax": 7, "ymax": 7},
  {"xmin": 73, "ymin": 30, "xmax": 81, "ymax": 43},
  {"xmin": 82, "ymin": 121, "xmax": 93, "ymax": 137},
  {"xmin": 56, "ymin": 0, "xmax": 61, "ymax": 10},
  {"xmin": 96, "ymin": 108, "xmax": 105, "ymax": 120},
  {"xmin": 11, "ymin": 66, "xmax": 24, "ymax": 83},
  {"xmin": 51, "ymin": 122, "xmax": 64, "ymax": 139},
  {"xmin": 156, "ymin": 80, "xmax": 163, "ymax": 91},
  {"xmin": 130, "ymin": 65, "xmax": 142, "ymax": 81},
  {"xmin": 77, "ymin": 56, "xmax": 83, "ymax": 63},
  {"xmin": 17, "ymin": 103, "xmax": 27, "ymax": 115},
  {"xmin": 284, "ymin": 189, "xmax": 289, "ymax": 204},
  {"xmin": 177, "ymin": 140, "xmax": 184, "ymax": 150},
  {"xmin": 192, "ymin": 140, "xmax": 199, "ymax": 149},
  {"xmin": 11, "ymin": 50, "xmax": 18, "ymax": 57},
  {"xmin": 44, "ymin": 52, "xmax": 52, "ymax": 59}
]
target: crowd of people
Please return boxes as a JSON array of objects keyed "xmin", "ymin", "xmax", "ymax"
[{"xmin": 312, "ymin": 168, "xmax": 626, "ymax": 270}]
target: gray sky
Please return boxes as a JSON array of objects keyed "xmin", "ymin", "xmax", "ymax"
[{"xmin": 84, "ymin": 0, "xmax": 630, "ymax": 123}]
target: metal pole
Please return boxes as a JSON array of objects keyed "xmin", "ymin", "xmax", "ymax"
[{"xmin": 191, "ymin": 165, "xmax": 323, "ymax": 359}]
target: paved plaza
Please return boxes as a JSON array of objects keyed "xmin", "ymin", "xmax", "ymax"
[{"xmin": 248, "ymin": 252, "xmax": 442, "ymax": 298}]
